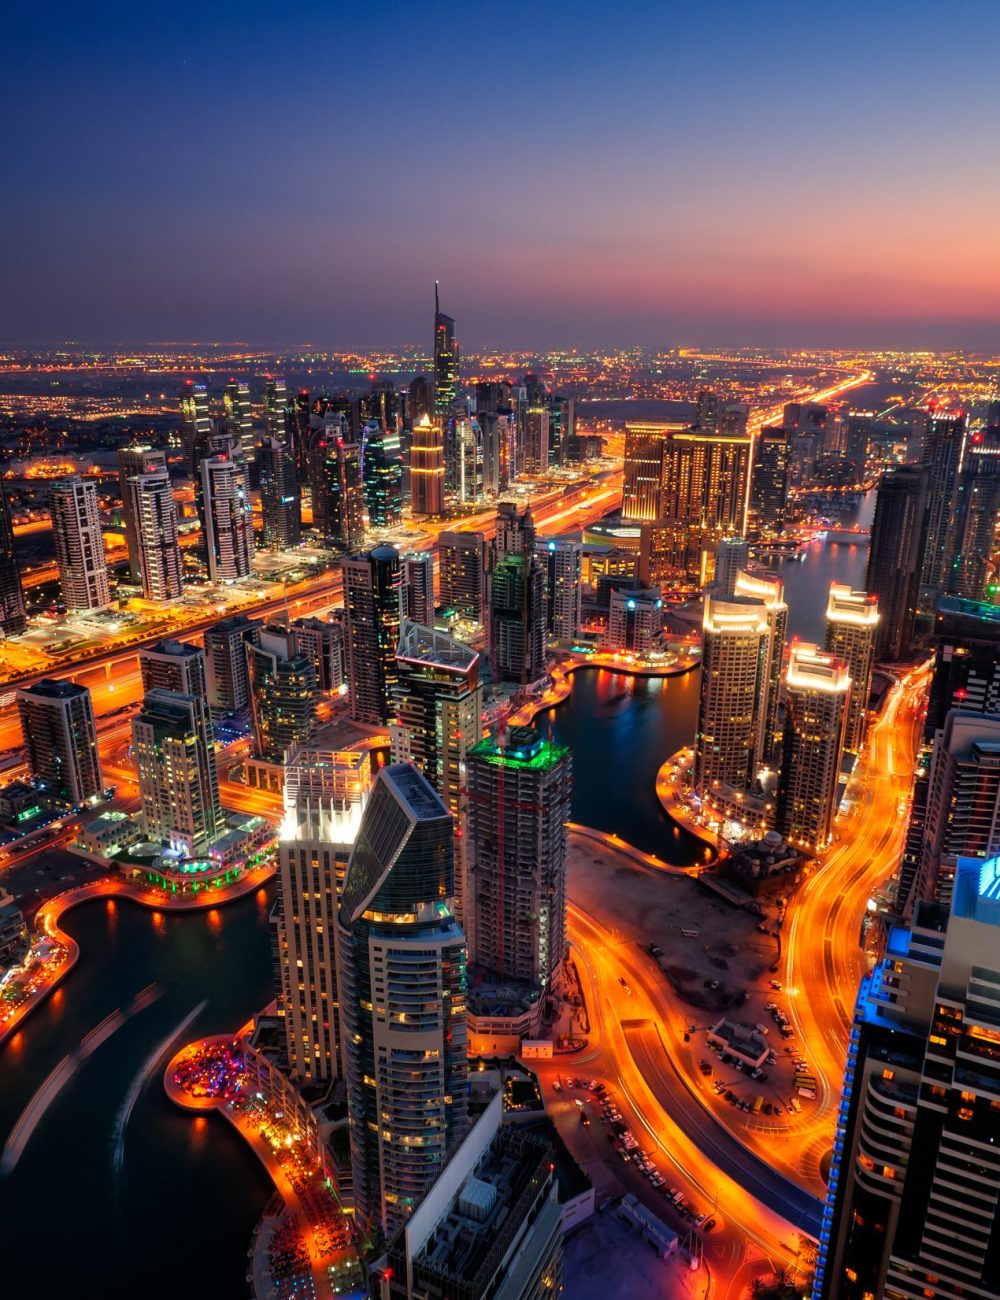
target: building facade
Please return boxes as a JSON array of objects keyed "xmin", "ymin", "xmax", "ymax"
[
  {"xmin": 343, "ymin": 545, "xmax": 402, "ymax": 725},
  {"xmin": 49, "ymin": 476, "xmax": 111, "ymax": 612},
  {"xmin": 776, "ymin": 644, "xmax": 850, "ymax": 852},
  {"xmin": 16, "ymin": 679, "xmax": 103, "ymax": 807},
  {"xmin": 132, "ymin": 689, "xmax": 221, "ymax": 854},
  {"xmin": 824, "ymin": 582, "xmax": 879, "ymax": 755}
]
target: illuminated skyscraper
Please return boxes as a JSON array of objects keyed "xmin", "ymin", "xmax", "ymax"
[
  {"xmin": 391, "ymin": 621, "xmax": 482, "ymax": 825},
  {"xmin": 262, "ymin": 376, "xmax": 292, "ymax": 439},
  {"xmin": 139, "ymin": 639, "xmax": 207, "ymax": 699},
  {"xmin": 495, "ymin": 501, "xmax": 536, "ymax": 560},
  {"xmin": 536, "ymin": 536, "xmax": 582, "ymax": 641},
  {"xmin": 49, "ymin": 477, "xmax": 111, "ymax": 612},
  {"xmin": 814, "ymin": 857, "xmax": 1000, "ymax": 1300},
  {"xmin": 732, "ymin": 569, "xmax": 787, "ymax": 762},
  {"xmin": 824, "ymin": 583, "xmax": 879, "ymax": 754},
  {"xmin": 433, "ymin": 281, "xmax": 459, "ymax": 422},
  {"xmin": 337, "ymin": 763, "xmax": 468, "ymax": 1237},
  {"xmin": 522, "ymin": 406, "xmax": 550, "ymax": 475},
  {"xmin": 466, "ymin": 726, "xmax": 571, "ymax": 995},
  {"xmin": 454, "ymin": 416, "xmax": 483, "ymax": 503},
  {"xmin": 0, "ymin": 479, "xmax": 27, "ymax": 637},
  {"xmin": 179, "ymin": 381, "xmax": 212, "ymax": 478},
  {"xmin": 223, "ymin": 378, "xmax": 255, "ymax": 468},
  {"xmin": 715, "ymin": 535, "xmax": 750, "ymax": 598},
  {"xmin": 246, "ymin": 626, "xmax": 318, "ymax": 764},
  {"xmin": 920, "ymin": 411, "xmax": 967, "ymax": 594},
  {"xmin": 342, "ymin": 545, "xmax": 402, "ymax": 725},
  {"xmin": 117, "ymin": 444, "xmax": 167, "ymax": 583},
  {"xmin": 948, "ymin": 422, "xmax": 1000, "ymax": 601},
  {"xmin": 409, "ymin": 415, "xmax": 445, "ymax": 517},
  {"xmin": 201, "ymin": 455, "xmax": 253, "ymax": 583},
  {"xmin": 658, "ymin": 427, "xmax": 753, "ymax": 582},
  {"xmin": 488, "ymin": 551, "xmax": 546, "ymax": 686},
  {"xmin": 775, "ymin": 644, "xmax": 850, "ymax": 852},
  {"xmin": 866, "ymin": 465, "xmax": 930, "ymax": 661},
  {"xmin": 438, "ymin": 530, "xmax": 485, "ymax": 623},
  {"xmin": 400, "ymin": 551, "xmax": 434, "ymax": 628},
  {"xmin": 479, "ymin": 411, "xmax": 512, "ymax": 496},
  {"xmin": 203, "ymin": 613, "xmax": 260, "ymax": 720},
  {"xmin": 258, "ymin": 436, "xmax": 301, "ymax": 550},
  {"xmin": 275, "ymin": 745, "xmax": 372, "ymax": 1084},
  {"xmin": 290, "ymin": 615, "xmax": 344, "ymax": 692},
  {"xmin": 125, "ymin": 470, "xmax": 183, "ymax": 601},
  {"xmin": 694, "ymin": 595, "xmax": 771, "ymax": 797},
  {"xmin": 622, "ymin": 423, "xmax": 671, "ymax": 522},
  {"xmin": 606, "ymin": 586, "xmax": 663, "ymax": 655},
  {"xmin": 16, "ymin": 679, "xmax": 103, "ymax": 808},
  {"xmin": 748, "ymin": 426, "xmax": 790, "ymax": 535},
  {"xmin": 362, "ymin": 420, "xmax": 403, "ymax": 528},
  {"xmin": 132, "ymin": 688, "xmax": 221, "ymax": 855}
]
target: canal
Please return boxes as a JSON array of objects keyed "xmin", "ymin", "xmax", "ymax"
[{"xmin": 0, "ymin": 491, "xmax": 875, "ymax": 1295}]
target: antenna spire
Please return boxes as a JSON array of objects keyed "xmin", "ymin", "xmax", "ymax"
[{"xmin": 435, "ymin": 279, "xmax": 440, "ymax": 316}]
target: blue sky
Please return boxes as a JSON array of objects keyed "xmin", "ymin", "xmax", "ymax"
[{"xmin": 4, "ymin": 1, "xmax": 1000, "ymax": 348}]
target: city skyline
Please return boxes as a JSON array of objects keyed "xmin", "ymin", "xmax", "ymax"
[{"xmin": 7, "ymin": 3, "xmax": 1000, "ymax": 349}]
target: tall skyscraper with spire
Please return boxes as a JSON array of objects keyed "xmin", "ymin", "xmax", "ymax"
[{"xmin": 433, "ymin": 281, "xmax": 458, "ymax": 424}]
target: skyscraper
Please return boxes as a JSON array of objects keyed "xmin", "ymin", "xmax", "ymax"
[
  {"xmin": 0, "ymin": 479, "xmax": 26, "ymax": 637},
  {"xmin": 466, "ymin": 726, "xmax": 572, "ymax": 995},
  {"xmin": 815, "ymin": 857, "xmax": 1000, "ymax": 1300},
  {"xmin": 124, "ymin": 470, "xmax": 183, "ymax": 601},
  {"xmin": 132, "ymin": 689, "xmax": 221, "ymax": 855},
  {"xmin": 391, "ymin": 621, "xmax": 483, "ymax": 826},
  {"xmin": 201, "ymin": 455, "xmax": 253, "ymax": 584},
  {"xmin": 362, "ymin": 421, "xmax": 403, "ymax": 529},
  {"xmin": 694, "ymin": 595, "xmax": 771, "ymax": 797},
  {"xmin": 605, "ymin": 586, "xmax": 663, "ymax": 655},
  {"xmin": 49, "ymin": 477, "xmax": 111, "ymax": 612},
  {"xmin": 919, "ymin": 411, "xmax": 967, "ymax": 595},
  {"xmin": 494, "ymin": 501, "xmax": 536, "ymax": 560},
  {"xmin": 622, "ymin": 423, "xmax": 671, "ymax": 522},
  {"xmin": 866, "ymin": 465, "xmax": 930, "ymax": 661},
  {"xmin": 537, "ymin": 536, "xmax": 583, "ymax": 642},
  {"xmin": 139, "ymin": 639, "xmax": 207, "ymax": 699},
  {"xmin": 658, "ymin": 427, "xmax": 753, "ymax": 582},
  {"xmin": 775, "ymin": 644, "xmax": 850, "ymax": 852},
  {"xmin": 320, "ymin": 437, "xmax": 366, "ymax": 551},
  {"xmin": 409, "ymin": 415, "xmax": 445, "ymax": 517},
  {"xmin": 223, "ymin": 378, "xmax": 255, "ymax": 468},
  {"xmin": 479, "ymin": 411, "xmax": 512, "ymax": 496},
  {"xmin": 433, "ymin": 282, "xmax": 459, "ymax": 425},
  {"xmin": 715, "ymin": 535, "xmax": 751, "ymax": 598},
  {"xmin": 289, "ymin": 615, "xmax": 344, "ymax": 692},
  {"xmin": 522, "ymin": 406, "xmax": 550, "ymax": 475},
  {"xmin": 262, "ymin": 376, "xmax": 294, "ymax": 449},
  {"xmin": 117, "ymin": 444, "xmax": 167, "ymax": 583},
  {"xmin": 824, "ymin": 582, "xmax": 879, "ymax": 754},
  {"xmin": 926, "ymin": 596, "xmax": 1000, "ymax": 735},
  {"xmin": 748, "ymin": 427, "xmax": 790, "ymax": 535},
  {"xmin": 400, "ymin": 551, "xmax": 434, "ymax": 628},
  {"xmin": 275, "ymin": 744, "xmax": 372, "ymax": 1084},
  {"xmin": 733, "ymin": 569, "xmax": 787, "ymax": 764},
  {"xmin": 179, "ymin": 381, "xmax": 212, "ymax": 478},
  {"xmin": 342, "ymin": 545, "xmax": 402, "ymax": 725},
  {"xmin": 337, "ymin": 763, "xmax": 468, "ymax": 1237},
  {"xmin": 438, "ymin": 530, "xmax": 485, "ymax": 623},
  {"xmin": 488, "ymin": 551, "xmax": 546, "ymax": 686},
  {"xmin": 246, "ymin": 626, "xmax": 318, "ymax": 764},
  {"xmin": 16, "ymin": 679, "xmax": 103, "ymax": 807},
  {"xmin": 203, "ymin": 614, "xmax": 260, "ymax": 720},
  {"xmin": 258, "ymin": 436, "xmax": 301, "ymax": 551},
  {"xmin": 948, "ymin": 422, "xmax": 1000, "ymax": 601}
]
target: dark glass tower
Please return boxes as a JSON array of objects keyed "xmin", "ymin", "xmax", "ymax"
[
  {"xmin": 342, "ymin": 545, "xmax": 402, "ymax": 724},
  {"xmin": 865, "ymin": 465, "xmax": 930, "ymax": 660},
  {"xmin": 258, "ymin": 436, "xmax": 301, "ymax": 550},
  {"xmin": 433, "ymin": 281, "xmax": 458, "ymax": 425},
  {"xmin": 0, "ymin": 479, "xmax": 26, "ymax": 636},
  {"xmin": 919, "ymin": 411, "xmax": 967, "ymax": 593},
  {"xmin": 948, "ymin": 423, "xmax": 1000, "ymax": 601},
  {"xmin": 361, "ymin": 421, "xmax": 402, "ymax": 529}
]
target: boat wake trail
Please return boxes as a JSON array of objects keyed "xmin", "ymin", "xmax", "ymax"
[{"xmin": 111, "ymin": 998, "xmax": 208, "ymax": 1181}]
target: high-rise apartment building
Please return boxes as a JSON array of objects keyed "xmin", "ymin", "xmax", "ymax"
[
  {"xmin": 466, "ymin": 726, "xmax": 571, "ymax": 996},
  {"xmin": 866, "ymin": 465, "xmax": 930, "ymax": 661},
  {"xmin": 948, "ymin": 423, "xmax": 1000, "ymax": 601},
  {"xmin": 494, "ymin": 502, "xmax": 536, "ymax": 560},
  {"xmin": 275, "ymin": 745, "xmax": 372, "ymax": 1084},
  {"xmin": 201, "ymin": 455, "xmax": 253, "ymax": 584},
  {"xmin": 522, "ymin": 406, "xmax": 550, "ymax": 475},
  {"xmin": 479, "ymin": 411, "xmax": 512, "ymax": 496},
  {"xmin": 733, "ymin": 569, "xmax": 788, "ymax": 764},
  {"xmin": 815, "ymin": 857, "xmax": 1000, "ymax": 1300},
  {"xmin": 658, "ymin": 427, "xmax": 753, "ymax": 581},
  {"xmin": 488, "ymin": 552, "xmax": 546, "ymax": 686},
  {"xmin": 438, "ymin": 531, "xmax": 485, "ymax": 624},
  {"xmin": 262, "ymin": 376, "xmax": 294, "ymax": 458},
  {"xmin": 179, "ymin": 381, "xmax": 212, "ymax": 478},
  {"xmin": 694, "ymin": 595, "xmax": 771, "ymax": 797},
  {"xmin": 920, "ymin": 411, "xmax": 967, "ymax": 594},
  {"xmin": 363, "ymin": 421, "xmax": 403, "ymax": 528},
  {"xmin": 824, "ymin": 583, "xmax": 879, "ymax": 755},
  {"xmin": 605, "ymin": 586, "xmax": 663, "ymax": 655},
  {"xmin": 715, "ymin": 536, "xmax": 751, "ymax": 598},
  {"xmin": 0, "ymin": 479, "xmax": 26, "ymax": 637},
  {"xmin": 124, "ymin": 470, "xmax": 183, "ymax": 601},
  {"xmin": 290, "ymin": 615, "xmax": 344, "ymax": 692},
  {"xmin": 258, "ymin": 436, "xmax": 301, "ymax": 550},
  {"xmin": 117, "ymin": 444, "xmax": 167, "ymax": 583},
  {"xmin": 223, "ymin": 379, "xmax": 255, "ymax": 468},
  {"xmin": 392, "ymin": 622, "xmax": 482, "ymax": 828},
  {"xmin": 776, "ymin": 645, "xmax": 850, "ymax": 852},
  {"xmin": 132, "ymin": 689, "xmax": 221, "ymax": 855},
  {"xmin": 342, "ymin": 545, "xmax": 402, "ymax": 725},
  {"xmin": 203, "ymin": 614, "xmax": 260, "ymax": 720},
  {"xmin": 246, "ymin": 626, "xmax": 318, "ymax": 764},
  {"xmin": 401, "ymin": 552, "xmax": 434, "ymax": 628},
  {"xmin": 926, "ymin": 597, "xmax": 1000, "ymax": 735},
  {"xmin": 537, "ymin": 536, "xmax": 582, "ymax": 642},
  {"xmin": 622, "ymin": 423, "xmax": 672, "ymax": 522},
  {"xmin": 49, "ymin": 477, "xmax": 111, "ymax": 612},
  {"xmin": 337, "ymin": 764, "xmax": 468, "ymax": 1237},
  {"xmin": 748, "ymin": 427, "xmax": 790, "ymax": 535},
  {"xmin": 139, "ymin": 639, "xmax": 207, "ymax": 699},
  {"xmin": 409, "ymin": 416, "xmax": 445, "ymax": 517},
  {"xmin": 433, "ymin": 282, "xmax": 459, "ymax": 425},
  {"xmin": 16, "ymin": 679, "xmax": 103, "ymax": 807}
]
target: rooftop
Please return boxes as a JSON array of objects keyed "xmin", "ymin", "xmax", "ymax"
[
  {"xmin": 469, "ymin": 727, "xmax": 569, "ymax": 772},
  {"xmin": 397, "ymin": 620, "xmax": 479, "ymax": 672}
]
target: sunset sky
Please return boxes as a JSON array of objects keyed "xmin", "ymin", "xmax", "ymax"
[{"xmin": 6, "ymin": 1, "xmax": 1000, "ymax": 349}]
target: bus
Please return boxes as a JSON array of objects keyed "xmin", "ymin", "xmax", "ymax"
[{"xmin": 752, "ymin": 1095, "xmax": 764, "ymax": 1115}]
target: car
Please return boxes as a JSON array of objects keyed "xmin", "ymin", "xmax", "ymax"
[
  {"xmin": 769, "ymin": 980, "xmax": 783, "ymax": 991},
  {"xmin": 703, "ymin": 1218, "xmax": 716, "ymax": 1232},
  {"xmin": 694, "ymin": 1212, "xmax": 709, "ymax": 1227},
  {"xmin": 552, "ymin": 1080, "xmax": 562, "ymax": 1093}
]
